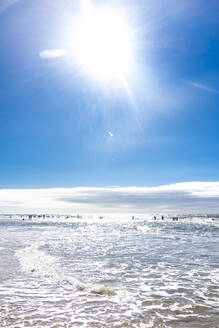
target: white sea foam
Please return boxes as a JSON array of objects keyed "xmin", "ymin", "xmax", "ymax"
[
  {"xmin": 0, "ymin": 215, "xmax": 218, "ymax": 327},
  {"xmin": 15, "ymin": 243, "xmax": 115, "ymax": 298},
  {"xmin": 15, "ymin": 244, "xmax": 87, "ymax": 290}
]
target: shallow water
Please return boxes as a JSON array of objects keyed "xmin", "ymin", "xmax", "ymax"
[{"xmin": 0, "ymin": 215, "xmax": 218, "ymax": 327}]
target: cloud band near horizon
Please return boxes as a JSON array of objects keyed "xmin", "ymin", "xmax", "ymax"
[{"xmin": 1, "ymin": 182, "xmax": 219, "ymax": 214}]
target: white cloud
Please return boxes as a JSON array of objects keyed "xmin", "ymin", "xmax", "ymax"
[
  {"xmin": 39, "ymin": 49, "xmax": 67, "ymax": 59},
  {"xmin": 1, "ymin": 182, "xmax": 219, "ymax": 214},
  {"xmin": 186, "ymin": 81, "xmax": 219, "ymax": 94},
  {"xmin": 108, "ymin": 131, "xmax": 114, "ymax": 137}
]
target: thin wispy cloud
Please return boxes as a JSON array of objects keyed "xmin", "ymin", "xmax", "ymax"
[
  {"xmin": 186, "ymin": 81, "xmax": 219, "ymax": 94},
  {"xmin": 1, "ymin": 182, "xmax": 219, "ymax": 214},
  {"xmin": 0, "ymin": 0, "xmax": 19, "ymax": 14},
  {"xmin": 39, "ymin": 49, "xmax": 67, "ymax": 59}
]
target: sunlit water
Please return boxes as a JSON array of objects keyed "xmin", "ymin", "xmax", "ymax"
[{"xmin": 0, "ymin": 215, "xmax": 218, "ymax": 328}]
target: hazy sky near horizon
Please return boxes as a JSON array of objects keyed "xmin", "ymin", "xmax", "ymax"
[{"xmin": 0, "ymin": 0, "xmax": 219, "ymax": 211}]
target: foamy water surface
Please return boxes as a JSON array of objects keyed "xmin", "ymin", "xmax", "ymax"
[{"xmin": 0, "ymin": 215, "xmax": 218, "ymax": 327}]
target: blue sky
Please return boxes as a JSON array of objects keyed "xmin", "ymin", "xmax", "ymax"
[{"xmin": 0, "ymin": 0, "xmax": 219, "ymax": 195}]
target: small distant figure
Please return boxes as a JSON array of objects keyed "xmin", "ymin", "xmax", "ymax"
[
  {"xmin": 161, "ymin": 216, "xmax": 164, "ymax": 220},
  {"xmin": 132, "ymin": 216, "xmax": 135, "ymax": 220},
  {"xmin": 154, "ymin": 216, "xmax": 157, "ymax": 220}
]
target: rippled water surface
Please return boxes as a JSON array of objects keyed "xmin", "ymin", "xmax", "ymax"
[{"xmin": 0, "ymin": 215, "xmax": 218, "ymax": 327}]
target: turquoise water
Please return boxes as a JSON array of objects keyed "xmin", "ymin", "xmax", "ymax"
[{"xmin": 0, "ymin": 215, "xmax": 218, "ymax": 327}]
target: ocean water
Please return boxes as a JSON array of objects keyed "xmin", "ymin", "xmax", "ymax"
[{"xmin": 0, "ymin": 214, "xmax": 218, "ymax": 328}]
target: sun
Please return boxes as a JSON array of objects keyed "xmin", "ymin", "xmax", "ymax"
[{"xmin": 74, "ymin": 1, "xmax": 133, "ymax": 81}]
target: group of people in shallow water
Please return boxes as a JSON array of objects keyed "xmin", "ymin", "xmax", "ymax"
[
  {"xmin": 19, "ymin": 214, "xmax": 180, "ymax": 222},
  {"xmin": 153, "ymin": 215, "xmax": 164, "ymax": 220},
  {"xmin": 153, "ymin": 215, "xmax": 179, "ymax": 221},
  {"xmin": 132, "ymin": 215, "xmax": 165, "ymax": 220},
  {"xmin": 20, "ymin": 214, "xmax": 82, "ymax": 220},
  {"xmin": 132, "ymin": 215, "xmax": 179, "ymax": 221}
]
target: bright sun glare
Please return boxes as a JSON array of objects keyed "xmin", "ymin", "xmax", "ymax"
[{"xmin": 74, "ymin": 0, "xmax": 133, "ymax": 80}]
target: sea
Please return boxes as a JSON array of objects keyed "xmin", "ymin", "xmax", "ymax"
[{"xmin": 0, "ymin": 214, "xmax": 218, "ymax": 328}]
